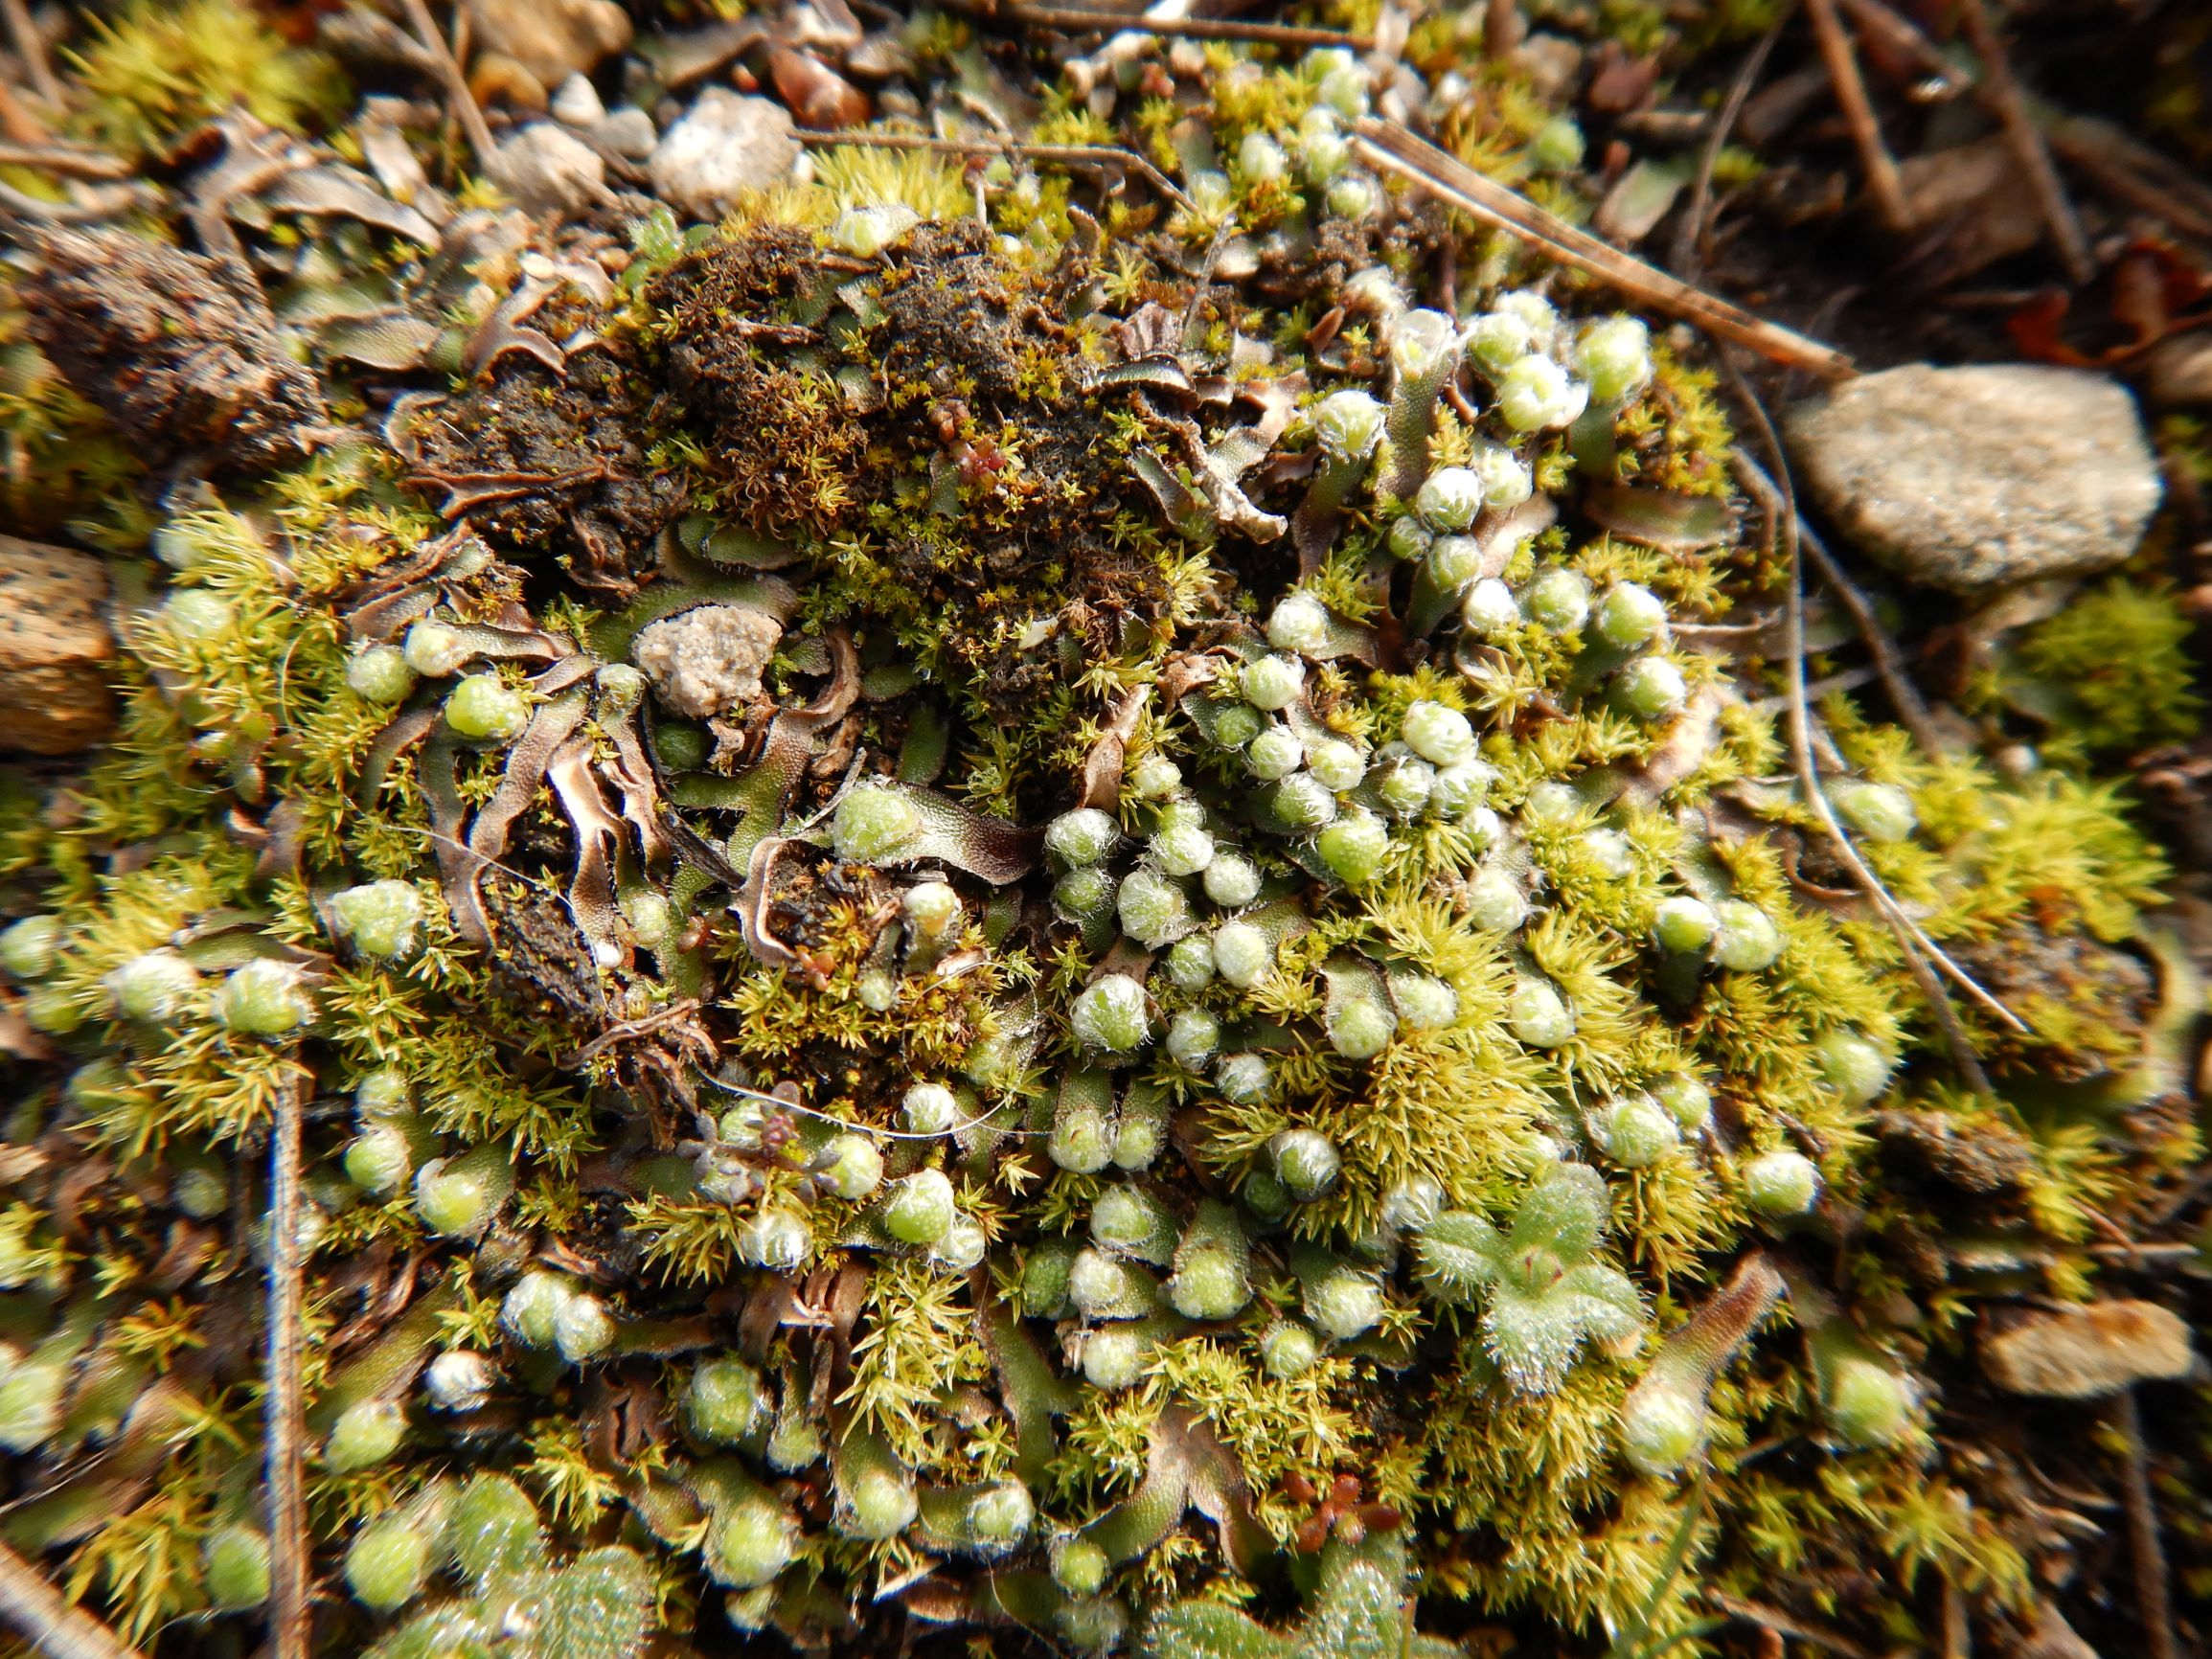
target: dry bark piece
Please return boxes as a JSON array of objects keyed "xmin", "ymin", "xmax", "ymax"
[
  {"xmin": 20, "ymin": 229, "xmax": 328, "ymax": 473},
  {"xmin": 1981, "ymin": 1300, "xmax": 2194, "ymax": 1398},
  {"xmin": 0, "ymin": 536, "xmax": 113, "ymax": 755}
]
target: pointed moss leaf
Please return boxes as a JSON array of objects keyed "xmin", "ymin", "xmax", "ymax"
[{"xmin": 1144, "ymin": 1600, "xmax": 1296, "ymax": 1659}]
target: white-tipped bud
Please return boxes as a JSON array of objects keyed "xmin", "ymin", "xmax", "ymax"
[
  {"xmin": 1497, "ymin": 355, "xmax": 1589, "ymax": 432},
  {"xmin": 1266, "ymin": 591, "xmax": 1334, "ymax": 655}
]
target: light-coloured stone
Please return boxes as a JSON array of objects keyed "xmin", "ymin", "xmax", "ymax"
[
  {"xmin": 1786, "ymin": 364, "xmax": 2162, "ymax": 593},
  {"xmin": 0, "ymin": 535, "xmax": 114, "ymax": 754},
  {"xmin": 2145, "ymin": 330, "xmax": 2212, "ymax": 407},
  {"xmin": 550, "ymin": 73, "xmax": 606, "ymax": 127},
  {"xmin": 633, "ymin": 605, "xmax": 785, "ymax": 718},
  {"xmin": 465, "ymin": 0, "xmax": 631, "ymax": 90},
  {"xmin": 649, "ymin": 89, "xmax": 799, "ymax": 222},
  {"xmin": 1981, "ymin": 1299, "xmax": 2193, "ymax": 1398},
  {"xmin": 490, "ymin": 124, "xmax": 605, "ymax": 216},
  {"xmin": 592, "ymin": 108, "xmax": 658, "ymax": 162}
]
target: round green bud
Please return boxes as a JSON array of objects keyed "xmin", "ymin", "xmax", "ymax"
[
  {"xmin": 1201, "ymin": 852, "xmax": 1261, "ymax": 910},
  {"xmin": 501, "ymin": 1270, "xmax": 573, "ymax": 1348},
  {"xmin": 1497, "ymin": 353, "xmax": 1588, "ymax": 432},
  {"xmin": 765, "ymin": 1414, "xmax": 825, "ymax": 1473},
  {"xmin": 0, "ymin": 1363, "xmax": 63, "ymax": 1451},
  {"xmin": 1530, "ymin": 113, "xmax": 1585, "ymax": 170},
  {"xmin": 1465, "ymin": 310, "xmax": 1538, "ymax": 376},
  {"xmin": 1509, "ymin": 978, "xmax": 1575, "ymax": 1048},
  {"xmin": 883, "ymin": 1169, "xmax": 956, "ymax": 1245},
  {"xmin": 1467, "ymin": 868, "xmax": 1528, "ymax": 932},
  {"xmin": 1241, "ymin": 1169, "xmax": 1292, "ymax": 1224},
  {"xmin": 1327, "ymin": 995, "xmax": 1396, "ymax": 1060},
  {"xmin": 345, "ymin": 644, "xmax": 416, "ymax": 704},
  {"xmin": 1414, "ymin": 467, "xmax": 1483, "ymax": 534},
  {"xmin": 1168, "ymin": 1245, "xmax": 1250, "ymax": 1322},
  {"xmin": 402, "ymin": 620, "xmax": 469, "ymax": 677},
  {"xmin": 1614, "ymin": 658, "xmax": 1687, "ymax": 723},
  {"xmin": 202, "ymin": 1524, "xmax": 272, "ymax": 1611},
  {"xmin": 356, "ymin": 1066, "xmax": 411, "ymax": 1119},
  {"xmin": 422, "ymin": 1349, "xmax": 496, "ymax": 1412},
  {"xmin": 344, "ymin": 1125, "xmax": 412, "ymax": 1196},
  {"xmin": 1388, "ymin": 513, "xmax": 1434, "ymax": 562},
  {"xmin": 928, "ymin": 1215, "xmax": 990, "ymax": 1275},
  {"xmin": 346, "ymin": 1516, "xmax": 432, "ymax": 1613},
  {"xmin": 1743, "ymin": 1149, "xmax": 1820, "ymax": 1216},
  {"xmin": 1243, "ymin": 654, "xmax": 1306, "ymax": 712},
  {"xmin": 1579, "ymin": 829, "xmax": 1636, "ymax": 879},
  {"xmin": 1830, "ymin": 781, "xmax": 1917, "ymax": 844},
  {"xmin": 903, "ymin": 880, "xmax": 961, "ymax": 943},
  {"xmin": 1387, "ymin": 307, "xmax": 1457, "ymax": 378},
  {"xmin": 1267, "ymin": 592, "xmax": 1334, "ymax": 655},
  {"xmin": 554, "ymin": 1291, "xmax": 617, "ymax": 1362},
  {"xmin": 1072, "ymin": 972, "xmax": 1152, "ymax": 1052},
  {"xmin": 1166, "ymin": 1008, "xmax": 1220, "ymax": 1068},
  {"xmin": 833, "ymin": 784, "xmax": 921, "ymax": 864},
  {"xmin": 1522, "ymin": 566, "xmax": 1592, "ymax": 633},
  {"xmin": 594, "ymin": 662, "xmax": 646, "ymax": 716},
  {"xmin": 1710, "ymin": 900, "xmax": 1783, "ymax": 971},
  {"xmin": 1156, "ymin": 798, "xmax": 1206, "ymax": 834},
  {"xmin": 331, "ymin": 880, "xmax": 425, "ymax": 960},
  {"xmin": 1523, "ymin": 780, "xmax": 1582, "ymax": 823},
  {"xmin": 1826, "ymin": 1357, "xmax": 1915, "ymax": 1447},
  {"xmin": 1620, "ymin": 1383, "xmax": 1703, "ymax": 1475},
  {"xmin": 1115, "ymin": 869, "xmax": 1190, "ymax": 950},
  {"xmin": 1046, "ymin": 807, "xmax": 1120, "ymax": 868},
  {"xmin": 1165, "ymin": 934, "xmax": 1216, "ymax": 991},
  {"xmin": 1051, "ymin": 1098, "xmax": 1113, "ymax": 1172},
  {"xmin": 445, "ymin": 673, "xmax": 530, "ymax": 742},
  {"xmin": 325, "ymin": 1398, "xmax": 406, "ymax": 1473},
  {"xmin": 1212, "ymin": 921, "xmax": 1271, "ymax": 989},
  {"xmin": 1268, "ymin": 772, "xmax": 1339, "ymax": 832},
  {"xmin": 1113, "ymin": 1110, "xmax": 1163, "ymax": 1171},
  {"xmin": 1304, "ymin": 129, "xmax": 1352, "ymax": 185},
  {"xmin": 1091, "ymin": 1186, "xmax": 1162, "ymax": 1255},
  {"xmin": 1259, "ymin": 1321, "xmax": 1321, "ymax": 1378},
  {"xmin": 1053, "ymin": 866, "xmax": 1117, "ymax": 923},
  {"xmin": 1216, "ymin": 1052, "xmax": 1273, "ymax": 1104},
  {"xmin": 718, "ymin": 1099, "xmax": 768, "ymax": 1150},
  {"xmin": 686, "ymin": 1357, "xmax": 764, "ymax": 1444},
  {"xmin": 1381, "ymin": 1172, "xmax": 1447, "ymax": 1232},
  {"xmin": 1430, "ymin": 532, "xmax": 1487, "ymax": 590},
  {"xmin": 1393, "ymin": 975, "xmax": 1458, "ymax": 1031},
  {"xmin": 1652, "ymin": 896, "xmax": 1718, "ymax": 955},
  {"xmin": 1306, "ymin": 1267, "xmax": 1383, "ymax": 1341},
  {"xmin": 1269, "ymin": 1128, "xmax": 1341, "ymax": 1202},
  {"xmin": 1401, "ymin": 700, "xmax": 1474, "ymax": 767},
  {"xmin": 839, "ymin": 1466, "xmax": 918, "ymax": 1540},
  {"xmin": 106, "ymin": 948, "xmax": 199, "ymax": 1022},
  {"xmin": 831, "ymin": 201, "xmax": 919, "ymax": 258},
  {"xmin": 171, "ymin": 1163, "xmax": 229, "ymax": 1219},
  {"xmin": 740, "ymin": 1207, "xmax": 810, "ymax": 1273},
  {"xmin": 1373, "ymin": 753, "xmax": 1434, "ymax": 818},
  {"xmin": 855, "ymin": 968, "xmax": 897, "ymax": 1014},
  {"xmin": 1311, "ymin": 388, "xmax": 1385, "ymax": 462},
  {"xmin": 816, "ymin": 1134, "xmax": 883, "ymax": 1200},
  {"xmin": 901, "ymin": 1082, "xmax": 958, "ymax": 1136},
  {"xmin": 1247, "ymin": 725, "xmax": 1304, "ymax": 782},
  {"xmin": 1593, "ymin": 583, "xmax": 1667, "ymax": 649},
  {"xmin": 960, "ymin": 1483, "xmax": 1035, "ymax": 1557},
  {"xmin": 1152, "ymin": 822, "xmax": 1215, "ymax": 878},
  {"xmin": 159, "ymin": 588, "xmax": 234, "ymax": 640},
  {"xmin": 1208, "ymin": 702, "xmax": 1266, "ymax": 751},
  {"xmin": 414, "ymin": 1159, "xmax": 492, "ymax": 1239},
  {"xmin": 0, "ymin": 916, "xmax": 58, "ymax": 980},
  {"xmin": 1128, "ymin": 757, "xmax": 1183, "ymax": 801},
  {"xmin": 623, "ymin": 891, "xmax": 675, "ymax": 950},
  {"xmin": 1054, "ymin": 1536, "xmax": 1111, "ymax": 1599},
  {"xmin": 717, "ymin": 1504, "xmax": 794, "ymax": 1589},
  {"xmin": 1654, "ymin": 1075, "xmax": 1713, "ymax": 1133},
  {"xmin": 1237, "ymin": 129, "xmax": 1288, "ymax": 181},
  {"xmin": 1471, "ymin": 442, "xmax": 1535, "ymax": 509},
  {"xmin": 1577, "ymin": 315, "xmax": 1653, "ymax": 404},
  {"xmin": 215, "ymin": 960, "xmax": 312, "ymax": 1037},
  {"xmin": 1429, "ymin": 760, "xmax": 1494, "ymax": 819},
  {"xmin": 1815, "ymin": 1030, "xmax": 1896, "ymax": 1104},
  {"xmin": 1593, "ymin": 1096, "xmax": 1679, "ymax": 1169},
  {"xmin": 1318, "ymin": 810, "xmax": 1390, "ymax": 886},
  {"xmin": 1306, "ymin": 737, "xmax": 1367, "ymax": 791},
  {"xmin": 1081, "ymin": 1327, "xmax": 1145, "ymax": 1390}
]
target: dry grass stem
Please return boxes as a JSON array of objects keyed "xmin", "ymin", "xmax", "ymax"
[
  {"xmin": 1954, "ymin": 0, "xmax": 2096, "ymax": 285},
  {"xmin": 1804, "ymin": 0, "xmax": 1913, "ymax": 234},
  {"xmin": 0, "ymin": 1541, "xmax": 146, "ymax": 1659}
]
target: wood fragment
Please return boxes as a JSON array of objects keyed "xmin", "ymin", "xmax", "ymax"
[
  {"xmin": 1954, "ymin": 0, "xmax": 2095, "ymax": 286},
  {"xmin": 1671, "ymin": 12, "xmax": 1788, "ymax": 281},
  {"xmin": 997, "ymin": 4, "xmax": 1371, "ymax": 50},
  {"xmin": 265, "ymin": 1079, "xmax": 311, "ymax": 1659},
  {"xmin": 0, "ymin": 0, "xmax": 61, "ymax": 106},
  {"xmin": 1351, "ymin": 122, "xmax": 1857, "ymax": 381},
  {"xmin": 1805, "ymin": 0, "xmax": 1914, "ymax": 235},
  {"xmin": 1831, "ymin": 0, "xmax": 1971, "ymax": 98},
  {"xmin": 797, "ymin": 127, "xmax": 1193, "ymax": 213},
  {"xmin": 0, "ymin": 1540, "xmax": 147, "ymax": 1659},
  {"xmin": 2113, "ymin": 1390, "xmax": 2179, "ymax": 1659}
]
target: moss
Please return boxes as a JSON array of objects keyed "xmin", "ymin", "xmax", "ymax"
[{"xmin": 66, "ymin": 0, "xmax": 346, "ymax": 161}]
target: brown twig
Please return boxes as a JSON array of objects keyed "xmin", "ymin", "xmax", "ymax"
[
  {"xmin": 2041, "ymin": 113, "xmax": 2212, "ymax": 242},
  {"xmin": 0, "ymin": 0, "xmax": 61, "ymax": 106},
  {"xmin": 2112, "ymin": 1390, "xmax": 2179, "ymax": 1659},
  {"xmin": 0, "ymin": 1540, "xmax": 146, "ymax": 1659},
  {"xmin": 1710, "ymin": 1594, "xmax": 1878, "ymax": 1659},
  {"xmin": 1953, "ymin": 0, "xmax": 2095, "ymax": 286},
  {"xmin": 265, "ymin": 1079, "xmax": 310, "ymax": 1659},
  {"xmin": 1805, "ymin": 0, "xmax": 1914, "ymax": 234},
  {"xmin": 997, "ymin": 4, "xmax": 1371, "ymax": 51},
  {"xmin": 394, "ymin": 0, "xmax": 497, "ymax": 171},
  {"xmin": 1352, "ymin": 122, "xmax": 1858, "ymax": 380},
  {"xmin": 1832, "ymin": 0, "xmax": 1972, "ymax": 98},
  {"xmin": 0, "ymin": 144, "xmax": 128, "ymax": 178},
  {"xmin": 796, "ymin": 126, "xmax": 1194, "ymax": 212},
  {"xmin": 1793, "ymin": 515, "xmax": 1948, "ymax": 758},
  {"xmin": 1671, "ymin": 12, "xmax": 1790, "ymax": 281}
]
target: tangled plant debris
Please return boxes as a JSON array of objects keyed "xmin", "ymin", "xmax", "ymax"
[{"xmin": 0, "ymin": 2, "xmax": 2207, "ymax": 1658}]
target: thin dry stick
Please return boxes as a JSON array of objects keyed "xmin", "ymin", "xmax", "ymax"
[
  {"xmin": 796, "ymin": 126, "xmax": 1194, "ymax": 212},
  {"xmin": 1670, "ymin": 11, "xmax": 1790, "ymax": 280},
  {"xmin": 265, "ymin": 1079, "xmax": 310, "ymax": 1659},
  {"xmin": 0, "ymin": 1540, "xmax": 146, "ymax": 1659},
  {"xmin": 1804, "ymin": 0, "xmax": 1914, "ymax": 234},
  {"xmin": 0, "ymin": 0, "xmax": 61, "ymax": 106},
  {"xmin": 1953, "ymin": 0, "xmax": 2095, "ymax": 286},
  {"xmin": 1352, "ymin": 123, "xmax": 1858, "ymax": 381},
  {"xmin": 1832, "ymin": 0, "xmax": 1972, "ymax": 97},
  {"xmin": 999, "ymin": 4, "xmax": 1371, "ymax": 50},
  {"xmin": 1711, "ymin": 1596, "xmax": 1877, "ymax": 1659},
  {"xmin": 0, "ymin": 144, "xmax": 128, "ymax": 178},
  {"xmin": 2113, "ymin": 1390, "xmax": 2179, "ymax": 1659},
  {"xmin": 1793, "ymin": 516, "xmax": 1947, "ymax": 758},
  {"xmin": 394, "ymin": 0, "xmax": 497, "ymax": 171},
  {"xmin": 2043, "ymin": 114, "xmax": 2212, "ymax": 242}
]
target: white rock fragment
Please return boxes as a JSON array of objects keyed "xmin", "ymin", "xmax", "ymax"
[
  {"xmin": 632, "ymin": 605, "xmax": 785, "ymax": 718},
  {"xmin": 550, "ymin": 73, "xmax": 606, "ymax": 126},
  {"xmin": 490, "ymin": 124, "xmax": 605, "ymax": 216},
  {"xmin": 1981, "ymin": 1299, "xmax": 2194, "ymax": 1398},
  {"xmin": 649, "ymin": 89, "xmax": 800, "ymax": 221}
]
